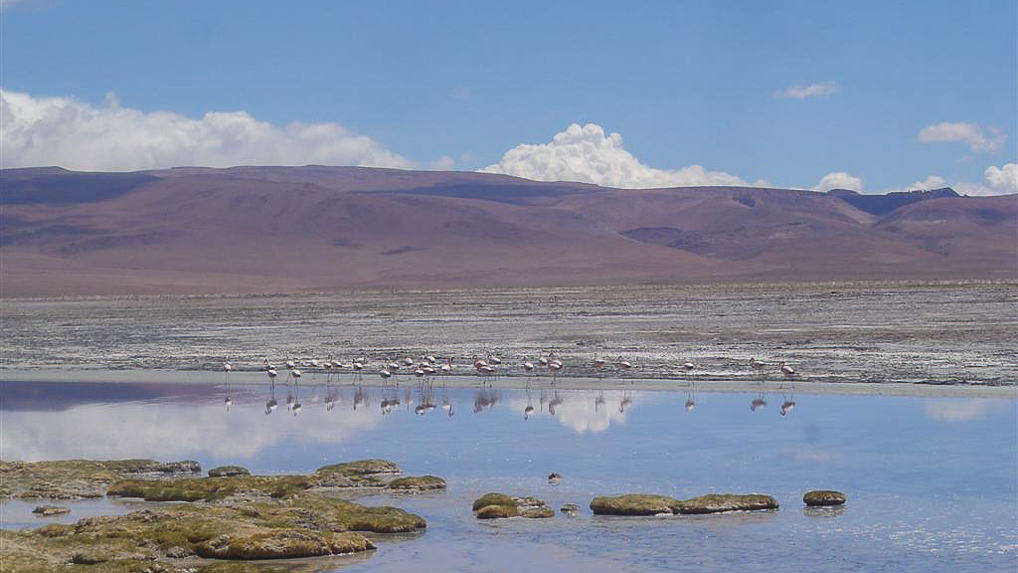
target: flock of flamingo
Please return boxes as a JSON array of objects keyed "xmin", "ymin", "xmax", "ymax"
[{"xmin": 221, "ymin": 353, "xmax": 798, "ymax": 384}]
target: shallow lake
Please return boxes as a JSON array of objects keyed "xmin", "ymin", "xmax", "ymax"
[{"xmin": 1, "ymin": 378, "xmax": 1016, "ymax": 572}]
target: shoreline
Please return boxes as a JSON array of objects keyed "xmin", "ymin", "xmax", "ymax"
[{"xmin": 2, "ymin": 368, "xmax": 1014, "ymax": 399}]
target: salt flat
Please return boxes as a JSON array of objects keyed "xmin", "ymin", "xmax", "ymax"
[{"xmin": 2, "ymin": 281, "xmax": 1015, "ymax": 390}]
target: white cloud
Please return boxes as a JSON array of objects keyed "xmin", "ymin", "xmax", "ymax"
[
  {"xmin": 907, "ymin": 175, "xmax": 948, "ymax": 190},
  {"xmin": 480, "ymin": 123, "xmax": 747, "ymax": 189},
  {"xmin": 926, "ymin": 163, "xmax": 1018, "ymax": 197},
  {"xmin": 0, "ymin": 89, "xmax": 413, "ymax": 171},
  {"xmin": 775, "ymin": 81, "xmax": 840, "ymax": 99},
  {"xmin": 984, "ymin": 163, "xmax": 1018, "ymax": 193},
  {"xmin": 917, "ymin": 122, "xmax": 1006, "ymax": 152},
  {"xmin": 813, "ymin": 171, "xmax": 864, "ymax": 192}
]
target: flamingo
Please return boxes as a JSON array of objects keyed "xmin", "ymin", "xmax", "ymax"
[
  {"xmin": 379, "ymin": 368, "xmax": 392, "ymax": 380},
  {"xmin": 593, "ymin": 356, "xmax": 606, "ymax": 368},
  {"xmin": 426, "ymin": 355, "xmax": 437, "ymax": 364},
  {"xmin": 223, "ymin": 362, "xmax": 232, "ymax": 373},
  {"xmin": 683, "ymin": 362, "xmax": 695, "ymax": 371},
  {"xmin": 779, "ymin": 362, "xmax": 796, "ymax": 378},
  {"xmin": 291, "ymin": 368, "xmax": 302, "ymax": 379},
  {"xmin": 617, "ymin": 357, "xmax": 633, "ymax": 370},
  {"xmin": 548, "ymin": 361, "xmax": 562, "ymax": 383},
  {"xmin": 267, "ymin": 368, "xmax": 278, "ymax": 379},
  {"xmin": 286, "ymin": 360, "xmax": 296, "ymax": 370},
  {"xmin": 404, "ymin": 357, "xmax": 415, "ymax": 367},
  {"xmin": 749, "ymin": 357, "xmax": 765, "ymax": 371},
  {"xmin": 489, "ymin": 355, "xmax": 502, "ymax": 365},
  {"xmin": 523, "ymin": 361, "xmax": 535, "ymax": 372}
]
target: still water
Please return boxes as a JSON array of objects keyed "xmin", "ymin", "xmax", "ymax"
[{"xmin": 1, "ymin": 379, "xmax": 1016, "ymax": 572}]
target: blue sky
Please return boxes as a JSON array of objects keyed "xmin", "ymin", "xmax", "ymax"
[{"xmin": 2, "ymin": 0, "xmax": 1016, "ymax": 193}]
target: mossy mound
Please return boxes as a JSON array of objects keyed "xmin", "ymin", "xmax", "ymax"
[
  {"xmin": 803, "ymin": 490, "xmax": 847, "ymax": 506},
  {"xmin": 386, "ymin": 475, "xmax": 446, "ymax": 493},
  {"xmin": 0, "ymin": 493, "xmax": 424, "ymax": 572},
  {"xmin": 0, "ymin": 459, "xmax": 200, "ymax": 500},
  {"xmin": 208, "ymin": 465, "xmax": 250, "ymax": 478},
  {"xmin": 107, "ymin": 459, "xmax": 413, "ymax": 502},
  {"xmin": 476, "ymin": 504, "xmax": 519, "ymax": 519},
  {"xmin": 195, "ymin": 530, "xmax": 374, "ymax": 559},
  {"xmin": 591, "ymin": 493, "xmax": 778, "ymax": 516},
  {"xmin": 674, "ymin": 494, "xmax": 778, "ymax": 514},
  {"xmin": 472, "ymin": 493, "xmax": 552, "ymax": 519},
  {"xmin": 315, "ymin": 459, "xmax": 401, "ymax": 486},
  {"xmin": 108, "ymin": 474, "xmax": 313, "ymax": 501},
  {"xmin": 31, "ymin": 506, "xmax": 70, "ymax": 517},
  {"xmin": 472, "ymin": 493, "xmax": 517, "ymax": 512},
  {"xmin": 590, "ymin": 494, "xmax": 681, "ymax": 516}
]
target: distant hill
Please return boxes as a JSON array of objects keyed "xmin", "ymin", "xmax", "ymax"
[
  {"xmin": 828, "ymin": 187, "xmax": 960, "ymax": 215},
  {"xmin": 1, "ymin": 166, "xmax": 1015, "ymax": 296}
]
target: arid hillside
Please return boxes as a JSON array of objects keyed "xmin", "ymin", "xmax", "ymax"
[{"xmin": 2, "ymin": 166, "xmax": 1015, "ymax": 296}]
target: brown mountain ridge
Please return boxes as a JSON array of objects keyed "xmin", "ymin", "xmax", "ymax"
[{"xmin": 1, "ymin": 166, "xmax": 1015, "ymax": 296}]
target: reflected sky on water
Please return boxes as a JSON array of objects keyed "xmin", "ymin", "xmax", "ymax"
[{"xmin": 1, "ymin": 378, "xmax": 1015, "ymax": 572}]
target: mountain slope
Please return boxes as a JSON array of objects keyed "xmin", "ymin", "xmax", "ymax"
[{"xmin": 2, "ymin": 166, "xmax": 1014, "ymax": 296}]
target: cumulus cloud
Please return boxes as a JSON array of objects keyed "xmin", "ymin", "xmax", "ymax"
[
  {"xmin": 813, "ymin": 171, "xmax": 864, "ymax": 192},
  {"xmin": 917, "ymin": 122, "xmax": 1006, "ymax": 152},
  {"xmin": 984, "ymin": 163, "xmax": 1018, "ymax": 193},
  {"xmin": 0, "ymin": 89, "xmax": 413, "ymax": 171},
  {"xmin": 480, "ymin": 123, "xmax": 748, "ymax": 189},
  {"xmin": 907, "ymin": 175, "xmax": 948, "ymax": 190},
  {"xmin": 775, "ymin": 81, "xmax": 840, "ymax": 99},
  {"xmin": 920, "ymin": 163, "xmax": 1018, "ymax": 197}
]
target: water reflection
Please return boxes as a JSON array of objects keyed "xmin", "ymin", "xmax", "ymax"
[
  {"xmin": 750, "ymin": 394, "xmax": 767, "ymax": 412},
  {"xmin": 473, "ymin": 389, "xmax": 498, "ymax": 414},
  {"xmin": 1, "ymin": 380, "xmax": 1014, "ymax": 572}
]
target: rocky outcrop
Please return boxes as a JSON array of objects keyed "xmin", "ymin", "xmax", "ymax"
[
  {"xmin": 207, "ymin": 465, "xmax": 250, "ymax": 478},
  {"xmin": 803, "ymin": 490, "xmax": 846, "ymax": 506},
  {"xmin": 590, "ymin": 493, "xmax": 778, "ymax": 516}
]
